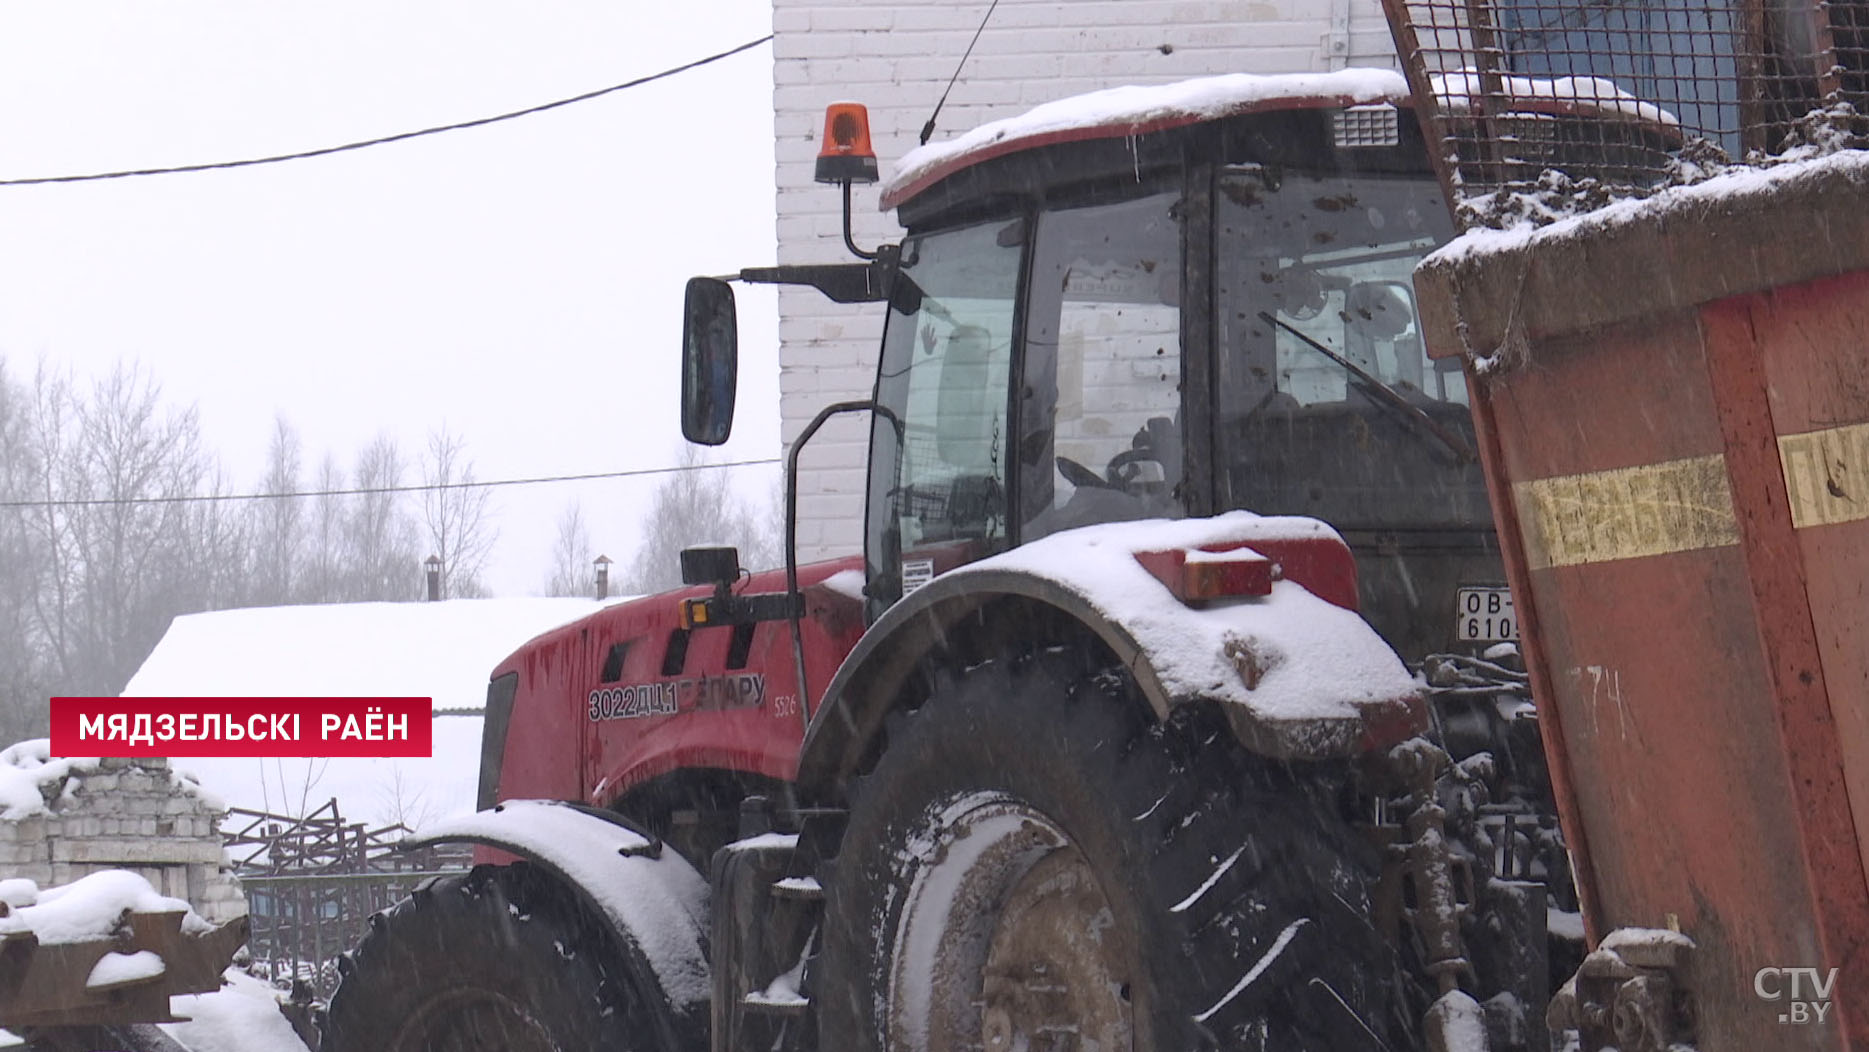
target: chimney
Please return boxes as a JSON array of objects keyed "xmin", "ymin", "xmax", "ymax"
[
  {"xmin": 594, "ymin": 554, "xmax": 613, "ymax": 600},
  {"xmin": 424, "ymin": 554, "xmax": 442, "ymax": 601}
]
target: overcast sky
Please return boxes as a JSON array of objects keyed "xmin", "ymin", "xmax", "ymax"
[{"xmin": 0, "ymin": 2, "xmax": 782, "ymax": 596}]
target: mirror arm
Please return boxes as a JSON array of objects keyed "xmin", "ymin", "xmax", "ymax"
[{"xmin": 736, "ymin": 248, "xmax": 899, "ymax": 304}]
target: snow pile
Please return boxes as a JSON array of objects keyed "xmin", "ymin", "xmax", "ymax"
[
  {"xmin": 122, "ymin": 598, "xmax": 607, "ymax": 827},
  {"xmin": 2, "ymin": 739, "xmax": 222, "ymax": 820},
  {"xmin": 884, "ymin": 68, "xmax": 1408, "ymax": 206},
  {"xmin": 1598, "ymin": 925, "xmax": 1695, "ymax": 962},
  {"xmin": 0, "ymin": 870, "xmax": 211, "ymax": 944},
  {"xmin": 86, "ymin": 948, "xmax": 165, "ymax": 988},
  {"xmin": 1429, "ymin": 69, "xmax": 1679, "ymax": 128},
  {"xmin": 0, "ymin": 879, "xmax": 34, "ymax": 910},
  {"xmin": 951, "ymin": 514, "xmax": 1420, "ymax": 749},
  {"xmin": 1425, "ymin": 990, "xmax": 1490, "ymax": 1052},
  {"xmin": 163, "ymin": 968, "xmax": 313, "ymax": 1052},
  {"xmin": 1449, "ymin": 99, "xmax": 1869, "ymax": 231},
  {"xmin": 0, "ymin": 740, "xmax": 96, "ymax": 819},
  {"xmin": 820, "ymin": 567, "xmax": 865, "ymax": 602},
  {"xmin": 1434, "ymin": 145, "xmax": 1869, "ymax": 264}
]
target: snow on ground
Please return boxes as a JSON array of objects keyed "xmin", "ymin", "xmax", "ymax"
[
  {"xmin": 162, "ymin": 968, "xmax": 313, "ymax": 1052},
  {"xmin": 121, "ymin": 598, "xmax": 610, "ymax": 829}
]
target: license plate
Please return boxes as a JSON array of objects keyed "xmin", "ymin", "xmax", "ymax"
[{"xmin": 1455, "ymin": 587, "xmax": 1518, "ymax": 642}]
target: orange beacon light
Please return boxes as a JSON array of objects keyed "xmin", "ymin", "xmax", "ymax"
[{"xmin": 815, "ymin": 102, "xmax": 879, "ymax": 185}]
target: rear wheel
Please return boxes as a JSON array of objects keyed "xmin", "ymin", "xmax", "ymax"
[
  {"xmin": 322, "ymin": 863, "xmax": 682, "ymax": 1052},
  {"xmin": 814, "ymin": 652, "xmax": 1394, "ymax": 1051}
]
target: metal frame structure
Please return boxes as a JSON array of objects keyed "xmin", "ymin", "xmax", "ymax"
[
  {"xmin": 1384, "ymin": 0, "xmax": 1869, "ymax": 223},
  {"xmin": 224, "ymin": 801, "xmax": 469, "ymax": 992}
]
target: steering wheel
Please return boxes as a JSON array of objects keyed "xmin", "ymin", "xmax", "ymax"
[
  {"xmin": 1056, "ymin": 456, "xmax": 1113, "ymax": 490},
  {"xmin": 1104, "ymin": 447, "xmax": 1158, "ymax": 486}
]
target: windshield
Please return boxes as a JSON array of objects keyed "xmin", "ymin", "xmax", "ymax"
[
  {"xmin": 865, "ymin": 219, "xmax": 1024, "ymax": 607},
  {"xmin": 1215, "ymin": 168, "xmax": 1489, "ymax": 532}
]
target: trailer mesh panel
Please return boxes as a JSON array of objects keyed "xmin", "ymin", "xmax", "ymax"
[{"xmin": 1383, "ymin": 0, "xmax": 1869, "ymax": 226}]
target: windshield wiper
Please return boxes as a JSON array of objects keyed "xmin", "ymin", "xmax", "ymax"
[{"xmin": 1257, "ymin": 311, "xmax": 1477, "ymax": 465}]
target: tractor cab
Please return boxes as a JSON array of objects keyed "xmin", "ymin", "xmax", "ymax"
[{"xmin": 689, "ymin": 72, "xmax": 1504, "ymax": 663}]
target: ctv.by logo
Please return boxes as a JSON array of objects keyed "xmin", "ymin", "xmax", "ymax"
[{"xmin": 1754, "ymin": 967, "xmax": 1838, "ymax": 1024}]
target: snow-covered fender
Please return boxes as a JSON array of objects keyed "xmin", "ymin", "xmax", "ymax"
[
  {"xmin": 401, "ymin": 799, "xmax": 711, "ymax": 1034},
  {"xmin": 797, "ymin": 513, "xmax": 1428, "ymax": 795}
]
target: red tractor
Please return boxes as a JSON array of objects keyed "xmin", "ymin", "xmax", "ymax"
[{"xmin": 321, "ymin": 70, "xmax": 1571, "ymax": 1052}]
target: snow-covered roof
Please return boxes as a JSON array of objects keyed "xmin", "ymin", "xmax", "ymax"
[
  {"xmin": 125, "ymin": 599, "xmax": 606, "ymax": 709},
  {"xmin": 880, "ymin": 68, "xmax": 1409, "ymax": 210},
  {"xmin": 121, "ymin": 598, "xmax": 609, "ymax": 827}
]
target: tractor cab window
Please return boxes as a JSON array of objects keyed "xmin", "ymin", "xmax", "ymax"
[
  {"xmin": 1214, "ymin": 167, "xmax": 1486, "ymax": 531},
  {"xmin": 866, "ymin": 219, "xmax": 1023, "ymax": 606},
  {"xmin": 1019, "ymin": 190, "xmax": 1186, "ymax": 542}
]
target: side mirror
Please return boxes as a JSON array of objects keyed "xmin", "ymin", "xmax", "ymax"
[{"xmin": 682, "ymin": 277, "xmax": 739, "ymax": 446}]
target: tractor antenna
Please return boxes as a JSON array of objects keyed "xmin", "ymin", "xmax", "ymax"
[{"xmin": 920, "ymin": 0, "xmax": 1001, "ymax": 145}]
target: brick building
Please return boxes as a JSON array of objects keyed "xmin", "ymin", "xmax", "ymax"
[{"xmin": 771, "ymin": 0, "xmax": 1401, "ymax": 559}]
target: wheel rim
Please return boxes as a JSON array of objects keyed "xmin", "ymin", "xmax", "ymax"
[
  {"xmin": 388, "ymin": 986, "xmax": 562, "ymax": 1052},
  {"xmin": 887, "ymin": 793, "xmax": 1134, "ymax": 1052}
]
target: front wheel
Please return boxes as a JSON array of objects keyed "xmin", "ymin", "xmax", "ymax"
[
  {"xmin": 814, "ymin": 652, "xmax": 1396, "ymax": 1051},
  {"xmin": 321, "ymin": 863, "xmax": 691, "ymax": 1052}
]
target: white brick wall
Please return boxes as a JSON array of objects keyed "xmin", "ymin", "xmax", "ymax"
[
  {"xmin": 0, "ymin": 755, "xmax": 246, "ymax": 924},
  {"xmin": 773, "ymin": 0, "xmax": 1400, "ymax": 559}
]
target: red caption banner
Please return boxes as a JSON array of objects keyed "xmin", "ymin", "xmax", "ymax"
[{"xmin": 50, "ymin": 697, "xmax": 434, "ymax": 758}]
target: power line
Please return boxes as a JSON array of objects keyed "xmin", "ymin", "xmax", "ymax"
[
  {"xmin": 0, "ymin": 35, "xmax": 773, "ymax": 187},
  {"xmin": 0, "ymin": 457, "xmax": 781, "ymax": 510}
]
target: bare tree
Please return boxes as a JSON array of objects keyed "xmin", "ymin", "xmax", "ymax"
[
  {"xmin": 165, "ymin": 463, "xmax": 253, "ymax": 616},
  {"xmin": 344, "ymin": 434, "xmax": 420, "ymax": 601},
  {"xmin": 375, "ymin": 764, "xmax": 442, "ymax": 831},
  {"xmin": 9, "ymin": 361, "xmax": 231, "ymax": 702},
  {"xmin": 22, "ymin": 364, "xmax": 82, "ymax": 694},
  {"xmin": 0, "ymin": 357, "xmax": 554, "ymax": 744},
  {"xmin": 301, "ymin": 453, "xmax": 346, "ymax": 604},
  {"xmin": 624, "ymin": 447, "xmax": 780, "ymax": 594},
  {"xmin": 419, "ymin": 427, "xmax": 496, "ymax": 600},
  {"xmin": 543, "ymin": 500, "xmax": 594, "ymax": 597},
  {"xmin": 251, "ymin": 415, "xmax": 303, "ymax": 606},
  {"xmin": 0, "ymin": 361, "xmax": 49, "ymax": 743}
]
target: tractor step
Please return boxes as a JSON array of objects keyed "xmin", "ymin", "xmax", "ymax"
[
  {"xmin": 769, "ymin": 875, "xmax": 823, "ymax": 902},
  {"xmin": 741, "ymin": 991, "xmax": 810, "ymax": 1017}
]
